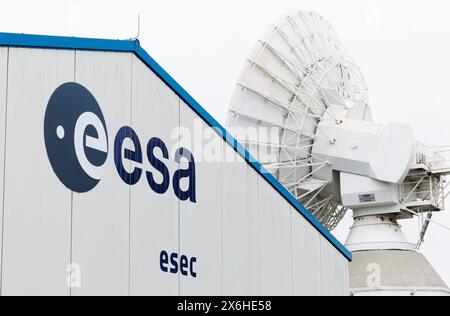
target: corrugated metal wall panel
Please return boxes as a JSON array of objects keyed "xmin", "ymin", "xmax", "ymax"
[
  {"xmin": 0, "ymin": 48, "xmax": 8, "ymax": 294},
  {"xmin": 179, "ymin": 102, "xmax": 223, "ymax": 295},
  {"xmin": 292, "ymin": 208, "xmax": 322, "ymax": 296},
  {"xmin": 258, "ymin": 177, "xmax": 293, "ymax": 295},
  {"xmin": 222, "ymin": 146, "xmax": 260, "ymax": 295},
  {"xmin": 1, "ymin": 48, "xmax": 73, "ymax": 295},
  {"xmin": 320, "ymin": 237, "xmax": 349, "ymax": 296},
  {"xmin": 129, "ymin": 57, "xmax": 180, "ymax": 296},
  {"xmin": 71, "ymin": 51, "xmax": 132, "ymax": 296}
]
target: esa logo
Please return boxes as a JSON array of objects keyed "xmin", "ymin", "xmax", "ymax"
[
  {"xmin": 44, "ymin": 82, "xmax": 196, "ymax": 202},
  {"xmin": 44, "ymin": 83, "xmax": 108, "ymax": 193}
]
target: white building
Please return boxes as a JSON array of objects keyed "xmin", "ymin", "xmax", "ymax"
[{"xmin": 0, "ymin": 32, "xmax": 350, "ymax": 296}]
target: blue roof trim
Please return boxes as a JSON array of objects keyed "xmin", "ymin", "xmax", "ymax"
[
  {"xmin": 0, "ymin": 32, "xmax": 135, "ymax": 52},
  {"xmin": 0, "ymin": 32, "xmax": 352, "ymax": 261}
]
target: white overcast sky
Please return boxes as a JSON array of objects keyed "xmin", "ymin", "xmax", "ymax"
[{"xmin": 2, "ymin": 0, "xmax": 450, "ymax": 285}]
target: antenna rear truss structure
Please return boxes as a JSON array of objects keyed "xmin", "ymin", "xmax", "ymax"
[{"xmin": 227, "ymin": 11, "xmax": 369, "ymax": 230}]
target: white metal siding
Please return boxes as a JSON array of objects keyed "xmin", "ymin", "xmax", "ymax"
[
  {"xmin": 0, "ymin": 48, "xmax": 349, "ymax": 296},
  {"xmin": 292, "ymin": 210, "xmax": 322, "ymax": 296},
  {"xmin": 258, "ymin": 178, "xmax": 293, "ymax": 295},
  {"xmin": 129, "ymin": 57, "xmax": 180, "ymax": 296},
  {"xmin": 320, "ymin": 237, "xmax": 349, "ymax": 295},
  {"xmin": 1, "ymin": 48, "xmax": 73, "ymax": 295},
  {"xmin": 179, "ymin": 102, "xmax": 223, "ymax": 295},
  {"xmin": 0, "ymin": 48, "xmax": 8, "ymax": 293},
  {"xmin": 222, "ymin": 148, "xmax": 260, "ymax": 296},
  {"xmin": 71, "ymin": 51, "xmax": 132, "ymax": 296}
]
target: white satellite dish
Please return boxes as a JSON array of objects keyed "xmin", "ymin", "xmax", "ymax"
[
  {"xmin": 227, "ymin": 11, "xmax": 450, "ymax": 294},
  {"xmin": 227, "ymin": 11, "xmax": 371, "ymax": 230}
]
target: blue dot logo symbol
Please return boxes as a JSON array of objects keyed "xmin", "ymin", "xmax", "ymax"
[{"xmin": 44, "ymin": 82, "xmax": 108, "ymax": 193}]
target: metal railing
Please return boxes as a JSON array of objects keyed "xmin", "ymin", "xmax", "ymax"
[{"xmin": 416, "ymin": 143, "xmax": 450, "ymax": 174}]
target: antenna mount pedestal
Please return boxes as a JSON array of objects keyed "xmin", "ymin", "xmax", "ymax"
[{"xmin": 345, "ymin": 214, "xmax": 415, "ymax": 252}]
